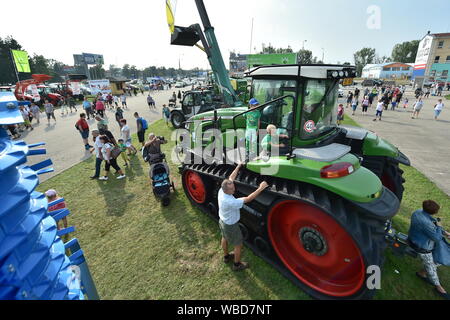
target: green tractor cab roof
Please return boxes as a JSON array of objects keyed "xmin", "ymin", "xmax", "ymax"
[{"xmin": 246, "ymin": 64, "xmax": 357, "ymax": 80}]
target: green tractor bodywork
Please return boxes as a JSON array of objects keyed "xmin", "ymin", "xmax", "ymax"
[{"xmin": 185, "ymin": 64, "xmax": 409, "ymax": 205}]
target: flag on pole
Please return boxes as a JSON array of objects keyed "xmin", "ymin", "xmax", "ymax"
[
  {"xmin": 11, "ymin": 50, "xmax": 31, "ymax": 73},
  {"xmin": 166, "ymin": 0, "xmax": 175, "ymax": 34}
]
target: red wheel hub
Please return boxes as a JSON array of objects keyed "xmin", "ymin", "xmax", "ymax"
[
  {"xmin": 268, "ymin": 200, "xmax": 365, "ymax": 297},
  {"xmin": 184, "ymin": 171, "xmax": 207, "ymax": 204}
]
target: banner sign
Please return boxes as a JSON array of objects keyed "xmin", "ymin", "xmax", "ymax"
[
  {"xmin": 70, "ymin": 82, "xmax": 81, "ymax": 95},
  {"xmin": 247, "ymin": 53, "xmax": 298, "ymax": 68},
  {"xmin": 414, "ymin": 35, "xmax": 433, "ymax": 71},
  {"xmin": 88, "ymin": 80, "xmax": 111, "ymax": 95},
  {"xmin": 82, "ymin": 53, "xmax": 104, "ymax": 65},
  {"xmin": 166, "ymin": 0, "xmax": 175, "ymax": 34},
  {"xmin": 11, "ymin": 50, "xmax": 31, "ymax": 73}
]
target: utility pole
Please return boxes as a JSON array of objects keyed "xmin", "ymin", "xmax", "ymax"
[
  {"xmin": 249, "ymin": 18, "xmax": 254, "ymax": 54},
  {"xmin": 302, "ymin": 40, "xmax": 307, "ymax": 50},
  {"xmin": 321, "ymin": 48, "xmax": 325, "ymax": 63}
]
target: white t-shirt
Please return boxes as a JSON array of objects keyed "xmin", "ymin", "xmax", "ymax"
[
  {"xmin": 435, "ymin": 103, "xmax": 444, "ymax": 111},
  {"xmin": 101, "ymin": 142, "xmax": 113, "ymax": 161},
  {"xmin": 113, "ymin": 96, "xmax": 119, "ymax": 102},
  {"xmin": 120, "ymin": 95, "xmax": 126, "ymax": 102},
  {"xmin": 376, "ymin": 102, "xmax": 384, "ymax": 112},
  {"xmin": 218, "ymin": 188, "xmax": 244, "ymax": 225},
  {"xmin": 94, "ymin": 136, "xmax": 104, "ymax": 158},
  {"xmin": 121, "ymin": 125, "xmax": 131, "ymax": 141}
]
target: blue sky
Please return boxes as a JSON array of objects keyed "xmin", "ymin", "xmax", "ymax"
[{"xmin": 1, "ymin": 0, "xmax": 449, "ymax": 69}]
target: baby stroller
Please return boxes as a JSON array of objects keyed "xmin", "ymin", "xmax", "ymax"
[{"xmin": 143, "ymin": 150, "xmax": 175, "ymax": 206}]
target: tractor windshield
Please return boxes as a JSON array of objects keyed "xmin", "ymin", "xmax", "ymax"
[
  {"xmin": 300, "ymin": 79, "xmax": 339, "ymax": 140},
  {"xmin": 252, "ymin": 79, "xmax": 297, "ymax": 130}
]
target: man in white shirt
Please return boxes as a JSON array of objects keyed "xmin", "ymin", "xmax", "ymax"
[
  {"xmin": 218, "ymin": 163, "xmax": 268, "ymax": 271},
  {"xmin": 434, "ymin": 99, "xmax": 444, "ymax": 120}
]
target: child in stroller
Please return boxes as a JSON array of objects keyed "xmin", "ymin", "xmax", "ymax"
[{"xmin": 143, "ymin": 137, "xmax": 175, "ymax": 206}]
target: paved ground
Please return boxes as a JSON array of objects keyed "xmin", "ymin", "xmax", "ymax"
[
  {"xmin": 339, "ymin": 87, "xmax": 450, "ymax": 195},
  {"xmin": 22, "ymin": 89, "xmax": 176, "ymax": 182}
]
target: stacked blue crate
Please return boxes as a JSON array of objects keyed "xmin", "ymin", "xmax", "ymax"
[{"xmin": 0, "ymin": 92, "xmax": 97, "ymax": 300}]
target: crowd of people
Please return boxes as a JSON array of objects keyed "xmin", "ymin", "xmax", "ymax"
[{"xmin": 338, "ymin": 84, "xmax": 446, "ymax": 122}]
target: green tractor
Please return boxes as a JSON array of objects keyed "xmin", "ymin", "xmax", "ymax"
[
  {"xmin": 167, "ymin": 0, "xmax": 410, "ymax": 300},
  {"xmin": 178, "ymin": 64, "xmax": 410, "ymax": 300}
]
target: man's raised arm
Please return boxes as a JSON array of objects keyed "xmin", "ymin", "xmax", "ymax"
[{"xmin": 229, "ymin": 163, "xmax": 243, "ymax": 182}]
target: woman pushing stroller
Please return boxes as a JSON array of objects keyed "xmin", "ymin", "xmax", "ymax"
[
  {"xmin": 143, "ymin": 133, "xmax": 167, "ymax": 163},
  {"xmin": 142, "ymin": 133, "xmax": 175, "ymax": 206}
]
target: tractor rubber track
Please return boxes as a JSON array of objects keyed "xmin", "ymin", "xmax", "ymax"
[{"xmin": 182, "ymin": 162, "xmax": 390, "ymax": 300}]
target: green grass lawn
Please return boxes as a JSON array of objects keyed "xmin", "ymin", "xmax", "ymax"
[{"xmin": 37, "ymin": 119, "xmax": 449, "ymax": 300}]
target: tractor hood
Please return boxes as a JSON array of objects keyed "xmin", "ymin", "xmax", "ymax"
[{"xmin": 189, "ymin": 107, "xmax": 247, "ymax": 122}]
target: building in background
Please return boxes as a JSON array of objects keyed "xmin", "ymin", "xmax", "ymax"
[
  {"xmin": 73, "ymin": 53, "xmax": 104, "ymax": 80},
  {"xmin": 413, "ymin": 32, "xmax": 450, "ymax": 86},
  {"xmin": 229, "ymin": 52, "xmax": 248, "ymax": 78},
  {"xmin": 362, "ymin": 62, "xmax": 413, "ymax": 79},
  {"xmin": 229, "ymin": 52, "xmax": 298, "ymax": 78}
]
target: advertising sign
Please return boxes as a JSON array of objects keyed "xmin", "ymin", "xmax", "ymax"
[
  {"xmin": 82, "ymin": 53, "xmax": 104, "ymax": 65},
  {"xmin": 11, "ymin": 50, "xmax": 31, "ymax": 73},
  {"xmin": 70, "ymin": 82, "xmax": 81, "ymax": 95},
  {"xmin": 88, "ymin": 80, "xmax": 111, "ymax": 95},
  {"xmin": 413, "ymin": 35, "xmax": 433, "ymax": 77},
  {"xmin": 247, "ymin": 53, "xmax": 298, "ymax": 68}
]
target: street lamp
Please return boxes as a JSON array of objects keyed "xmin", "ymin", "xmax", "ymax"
[{"xmin": 321, "ymin": 48, "xmax": 325, "ymax": 63}]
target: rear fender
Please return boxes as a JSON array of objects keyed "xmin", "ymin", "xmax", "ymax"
[{"xmin": 246, "ymin": 154, "xmax": 382, "ymax": 203}]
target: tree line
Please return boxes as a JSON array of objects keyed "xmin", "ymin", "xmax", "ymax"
[
  {"xmin": 353, "ymin": 40, "xmax": 420, "ymax": 76},
  {"xmin": 0, "ymin": 35, "xmax": 206, "ymax": 85},
  {"xmin": 257, "ymin": 40, "xmax": 420, "ymax": 76}
]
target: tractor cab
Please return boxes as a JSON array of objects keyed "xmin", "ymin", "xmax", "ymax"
[
  {"xmin": 234, "ymin": 64, "xmax": 357, "ymax": 156},
  {"xmin": 170, "ymin": 90, "xmax": 222, "ymax": 128}
]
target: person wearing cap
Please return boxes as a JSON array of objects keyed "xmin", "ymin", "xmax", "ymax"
[
  {"xmin": 244, "ymin": 98, "xmax": 261, "ymax": 161},
  {"xmin": 45, "ymin": 189, "xmax": 68, "ymax": 232}
]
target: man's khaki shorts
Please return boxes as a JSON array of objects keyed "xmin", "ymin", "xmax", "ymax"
[{"xmin": 219, "ymin": 219, "xmax": 243, "ymax": 246}]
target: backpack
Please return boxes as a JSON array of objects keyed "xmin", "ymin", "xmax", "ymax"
[
  {"xmin": 110, "ymin": 144, "xmax": 122, "ymax": 159},
  {"xmin": 141, "ymin": 118, "xmax": 148, "ymax": 130}
]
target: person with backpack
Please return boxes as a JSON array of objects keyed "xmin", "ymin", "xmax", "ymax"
[
  {"xmin": 98, "ymin": 135, "xmax": 126, "ymax": 181},
  {"xmin": 134, "ymin": 112, "xmax": 148, "ymax": 149},
  {"xmin": 76, "ymin": 113, "xmax": 92, "ymax": 150}
]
